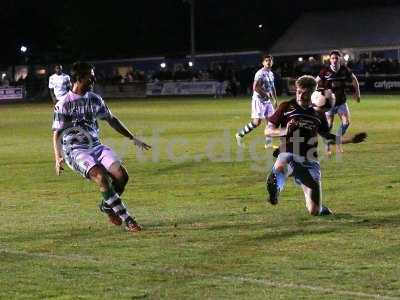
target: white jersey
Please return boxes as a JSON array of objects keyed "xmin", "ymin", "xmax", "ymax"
[
  {"xmin": 52, "ymin": 91, "xmax": 112, "ymax": 151},
  {"xmin": 252, "ymin": 68, "xmax": 275, "ymax": 102},
  {"xmin": 49, "ymin": 73, "xmax": 71, "ymax": 101}
]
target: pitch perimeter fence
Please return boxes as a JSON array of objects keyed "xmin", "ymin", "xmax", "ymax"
[
  {"xmin": 2, "ymin": 74, "xmax": 400, "ymax": 103},
  {"xmin": 283, "ymin": 74, "xmax": 400, "ymax": 95}
]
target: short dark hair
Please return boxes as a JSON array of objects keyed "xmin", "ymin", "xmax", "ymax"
[
  {"xmin": 71, "ymin": 62, "xmax": 93, "ymax": 82},
  {"xmin": 330, "ymin": 50, "xmax": 341, "ymax": 57},
  {"xmin": 261, "ymin": 53, "xmax": 273, "ymax": 61},
  {"xmin": 296, "ymin": 75, "xmax": 317, "ymax": 91}
]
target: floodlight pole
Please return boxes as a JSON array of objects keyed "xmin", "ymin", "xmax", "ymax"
[{"xmin": 189, "ymin": 0, "xmax": 196, "ymax": 66}]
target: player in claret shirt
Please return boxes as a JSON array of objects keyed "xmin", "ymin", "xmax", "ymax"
[
  {"xmin": 316, "ymin": 50, "xmax": 361, "ymax": 155},
  {"xmin": 265, "ymin": 75, "xmax": 366, "ymax": 216}
]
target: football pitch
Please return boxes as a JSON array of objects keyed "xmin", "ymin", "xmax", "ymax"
[{"xmin": 1, "ymin": 95, "xmax": 399, "ymax": 299}]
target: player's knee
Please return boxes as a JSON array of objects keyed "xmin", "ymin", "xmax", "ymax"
[
  {"xmin": 119, "ymin": 172, "xmax": 129, "ymax": 190},
  {"xmin": 308, "ymin": 204, "xmax": 319, "ymax": 216},
  {"xmin": 114, "ymin": 168, "xmax": 129, "ymax": 194},
  {"xmin": 274, "ymin": 164, "xmax": 285, "ymax": 173},
  {"xmin": 274, "ymin": 156, "xmax": 288, "ymax": 172},
  {"xmin": 88, "ymin": 166, "xmax": 108, "ymax": 188},
  {"xmin": 88, "ymin": 166, "xmax": 101, "ymax": 180},
  {"xmin": 252, "ymin": 119, "xmax": 261, "ymax": 127},
  {"xmin": 119, "ymin": 166, "xmax": 129, "ymax": 186}
]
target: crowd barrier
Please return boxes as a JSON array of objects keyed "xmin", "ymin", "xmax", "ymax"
[
  {"xmin": 146, "ymin": 80, "xmax": 227, "ymax": 96},
  {"xmin": 0, "ymin": 86, "xmax": 25, "ymax": 102},
  {"xmin": 283, "ymin": 74, "xmax": 400, "ymax": 95},
  {"xmin": 94, "ymin": 82, "xmax": 146, "ymax": 98},
  {"xmin": 95, "ymin": 81, "xmax": 227, "ymax": 98},
  {"xmin": 2, "ymin": 75, "xmax": 400, "ymax": 103}
]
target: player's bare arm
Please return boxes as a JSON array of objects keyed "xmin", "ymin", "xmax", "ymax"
[
  {"xmin": 52, "ymin": 131, "xmax": 64, "ymax": 175},
  {"xmin": 50, "ymin": 89, "xmax": 57, "ymax": 103},
  {"xmin": 105, "ymin": 115, "xmax": 151, "ymax": 150},
  {"xmin": 67, "ymin": 78, "xmax": 72, "ymax": 91},
  {"xmin": 320, "ymin": 131, "xmax": 367, "ymax": 145},
  {"xmin": 264, "ymin": 122, "xmax": 287, "ymax": 137},
  {"xmin": 351, "ymin": 73, "xmax": 361, "ymax": 102},
  {"xmin": 254, "ymin": 79, "xmax": 270, "ymax": 99}
]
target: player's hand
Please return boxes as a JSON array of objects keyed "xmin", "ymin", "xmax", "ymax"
[
  {"xmin": 55, "ymin": 157, "xmax": 65, "ymax": 176},
  {"xmin": 131, "ymin": 137, "xmax": 151, "ymax": 150},
  {"xmin": 351, "ymin": 132, "xmax": 367, "ymax": 143},
  {"xmin": 285, "ymin": 119, "xmax": 299, "ymax": 135},
  {"xmin": 354, "ymin": 94, "xmax": 361, "ymax": 103}
]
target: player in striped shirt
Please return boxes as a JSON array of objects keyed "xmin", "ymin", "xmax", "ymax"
[
  {"xmin": 52, "ymin": 62, "xmax": 151, "ymax": 233},
  {"xmin": 235, "ymin": 54, "xmax": 278, "ymax": 148}
]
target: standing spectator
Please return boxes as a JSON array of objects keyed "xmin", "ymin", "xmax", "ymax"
[
  {"xmin": 226, "ymin": 69, "xmax": 238, "ymax": 97},
  {"xmin": 1, "ymin": 74, "xmax": 10, "ymax": 86},
  {"xmin": 214, "ymin": 65, "xmax": 225, "ymax": 98}
]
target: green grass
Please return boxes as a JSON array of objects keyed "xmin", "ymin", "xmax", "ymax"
[{"xmin": 0, "ymin": 95, "xmax": 400, "ymax": 299}]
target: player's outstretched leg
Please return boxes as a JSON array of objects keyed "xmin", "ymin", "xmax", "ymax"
[
  {"xmin": 266, "ymin": 156, "xmax": 287, "ymax": 205},
  {"xmin": 89, "ymin": 165, "xmax": 141, "ymax": 232},
  {"xmin": 296, "ymin": 163, "xmax": 332, "ymax": 216},
  {"xmin": 302, "ymin": 184, "xmax": 332, "ymax": 216},
  {"xmin": 110, "ymin": 164, "xmax": 129, "ymax": 195},
  {"xmin": 99, "ymin": 164, "xmax": 129, "ymax": 224},
  {"xmin": 236, "ymin": 119, "xmax": 261, "ymax": 147}
]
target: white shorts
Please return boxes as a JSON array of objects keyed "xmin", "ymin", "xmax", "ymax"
[
  {"xmin": 251, "ymin": 97, "xmax": 275, "ymax": 119},
  {"xmin": 275, "ymin": 152, "xmax": 322, "ymax": 204},
  {"xmin": 64, "ymin": 144, "xmax": 121, "ymax": 178},
  {"xmin": 326, "ymin": 103, "xmax": 350, "ymax": 117}
]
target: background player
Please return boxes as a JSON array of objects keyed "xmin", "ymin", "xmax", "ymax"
[
  {"xmin": 316, "ymin": 50, "xmax": 361, "ymax": 155},
  {"xmin": 236, "ymin": 53, "xmax": 278, "ymax": 148},
  {"xmin": 265, "ymin": 75, "xmax": 366, "ymax": 216},
  {"xmin": 52, "ymin": 62, "xmax": 151, "ymax": 233},
  {"xmin": 49, "ymin": 64, "xmax": 72, "ymax": 103}
]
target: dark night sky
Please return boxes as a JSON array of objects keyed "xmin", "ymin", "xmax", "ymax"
[{"xmin": 0, "ymin": 0, "xmax": 398, "ymax": 64}]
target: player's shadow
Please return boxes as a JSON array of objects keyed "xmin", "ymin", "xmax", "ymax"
[
  {"xmin": 252, "ymin": 213, "xmax": 400, "ymax": 243},
  {"xmin": 1, "ymin": 224, "xmax": 119, "ymax": 244},
  {"xmin": 150, "ymin": 160, "xmax": 203, "ymax": 173},
  {"xmin": 143, "ymin": 211, "xmax": 246, "ymax": 229}
]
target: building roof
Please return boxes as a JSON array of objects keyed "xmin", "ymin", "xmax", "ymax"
[{"xmin": 269, "ymin": 6, "xmax": 400, "ymax": 56}]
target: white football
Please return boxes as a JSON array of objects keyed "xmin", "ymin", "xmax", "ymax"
[{"xmin": 311, "ymin": 89, "xmax": 335, "ymax": 112}]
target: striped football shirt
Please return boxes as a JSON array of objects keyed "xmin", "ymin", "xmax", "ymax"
[
  {"xmin": 253, "ymin": 67, "xmax": 275, "ymax": 102},
  {"xmin": 52, "ymin": 91, "xmax": 112, "ymax": 151}
]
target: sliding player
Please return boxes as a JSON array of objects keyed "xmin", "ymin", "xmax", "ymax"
[{"xmin": 265, "ymin": 75, "xmax": 366, "ymax": 216}]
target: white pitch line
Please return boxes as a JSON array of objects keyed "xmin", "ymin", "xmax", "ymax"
[
  {"xmin": 220, "ymin": 276, "xmax": 400, "ymax": 300},
  {"xmin": 1, "ymin": 249, "xmax": 399, "ymax": 300}
]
